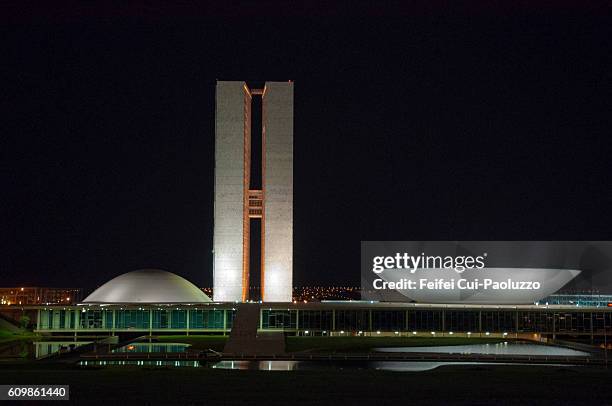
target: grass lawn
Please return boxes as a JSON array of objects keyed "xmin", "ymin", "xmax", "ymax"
[
  {"xmin": 286, "ymin": 336, "xmax": 511, "ymax": 353},
  {"xmin": 0, "ymin": 326, "xmax": 40, "ymax": 359},
  {"xmin": 155, "ymin": 335, "xmax": 228, "ymax": 352},
  {"xmin": 0, "ymin": 326, "xmax": 39, "ymax": 345},
  {"xmin": 0, "ymin": 363, "xmax": 610, "ymax": 404}
]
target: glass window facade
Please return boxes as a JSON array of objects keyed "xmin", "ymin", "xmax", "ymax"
[
  {"xmin": 372, "ymin": 311, "xmax": 405, "ymax": 331},
  {"xmin": 444, "ymin": 311, "xmax": 479, "ymax": 332},
  {"xmin": 261, "ymin": 310, "xmax": 297, "ymax": 329},
  {"xmin": 116, "ymin": 310, "xmax": 150, "ymax": 329},
  {"xmin": 299, "ymin": 310, "xmax": 333, "ymax": 330},
  {"xmin": 35, "ymin": 306, "xmax": 612, "ymax": 337},
  {"xmin": 189, "ymin": 309, "xmax": 225, "ymax": 329},
  {"xmin": 481, "ymin": 311, "xmax": 515, "ymax": 332},
  {"xmin": 409, "ymin": 310, "xmax": 443, "ymax": 331},
  {"xmin": 152, "ymin": 310, "xmax": 168, "ymax": 329},
  {"xmin": 170, "ymin": 310, "xmax": 187, "ymax": 328},
  {"xmin": 335, "ymin": 310, "xmax": 369, "ymax": 331},
  {"xmin": 81, "ymin": 310, "xmax": 103, "ymax": 329}
]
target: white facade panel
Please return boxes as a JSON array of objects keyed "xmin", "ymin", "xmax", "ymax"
[
  {"xmin": 213, "ymin": 81, "xmax": 247, "ymax": 302},
  {"xmin": 263, "ymin": 82, "xmax": 293, "ymax": 302}
]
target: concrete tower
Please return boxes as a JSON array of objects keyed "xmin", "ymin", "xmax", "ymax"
[{"xmin": 213, "ymin": 81, "xmax": 293, "ymax": 302}]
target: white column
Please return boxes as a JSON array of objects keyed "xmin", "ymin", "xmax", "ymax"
[
  {"xmin": 214, "ymin": 81, "xmax": 250, "ymax": 302},
  {"xmin": 262, "ymin": 82, "xmax": 293, "ymax": 302}
]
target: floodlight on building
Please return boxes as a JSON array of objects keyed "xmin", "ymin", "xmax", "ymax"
[{"xmin": 213, "ymin": 81, "xmax": 294, "ymax": 303}]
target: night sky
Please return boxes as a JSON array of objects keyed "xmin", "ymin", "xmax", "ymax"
[{"xmin": 3, "ymin": 3, "xmax": 612, "ymax": 293}]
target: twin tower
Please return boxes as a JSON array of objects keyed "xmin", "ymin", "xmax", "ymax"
[{"xmin": 213, "ymin": 81, "xmax": 293, "ymax": 302}]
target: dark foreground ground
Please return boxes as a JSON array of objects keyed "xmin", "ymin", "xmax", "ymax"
[{"xmin": 0, "ymin": 364, "xmax": 611, "ymax": 405}]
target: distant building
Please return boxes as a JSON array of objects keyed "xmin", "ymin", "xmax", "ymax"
[
  {"xmin": 540, "ymin": 293, "xmax": 612, "ymax": 307},
  {"xmin": 293, "ymin": 286, "xmax": 361, "ymax": 302},
  {"xmin": 0, "ymin": 287, "xmax": 82, "ymax": 305}
]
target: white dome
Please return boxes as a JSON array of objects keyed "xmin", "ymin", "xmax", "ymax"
[{"xmin": 83, "ymin": 269, "xmax": 211, "ymax": 304}]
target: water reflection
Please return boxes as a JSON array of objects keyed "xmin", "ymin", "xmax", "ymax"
[
  {"xmin": 34, "ymin": 341, "xmax": 92, "ymax": 359},
  {"xmin": 0, "ymin": 340, "xmax": 33, "ymax": 359},
  {"xmin": 211, "ymin": 360, "xmax": 573, "ymax": 372},
  {"xmin": 78, "ymin": 358, "xmax": 574, "ymax": 371},
  {"xmin": 80, "ymin": 360, "xmax": 201, "ymax": 368},
  {"xmin": 369, "ymin": 361, "xmax": 570, "ymax": 371},
  {"xmin": 112, "ymin": 343, "xmax": 191, "ymax": 353},
  {"xmin": 212, "ymin": 360, "xmax": 298, "ymax": 370},
  {"xmin": 371, "ymin": 361, "xmax": 481, "ymax": 371},
  {"xmin": 375, "ymin": 342, "xmax": 590, "ymax": 357}
]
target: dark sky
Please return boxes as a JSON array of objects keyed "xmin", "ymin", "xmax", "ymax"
[{"xmin": 2, "ymin": 3, "xmax": 612, "ymax": 292}]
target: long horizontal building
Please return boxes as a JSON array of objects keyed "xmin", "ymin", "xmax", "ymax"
[
  {"xmin": 14, "ymin": 270, "xmax": 611, "ymax": 339},
  {"xmin": 26, "ymin": 301, "xmax": 612, "ymax": 339}
]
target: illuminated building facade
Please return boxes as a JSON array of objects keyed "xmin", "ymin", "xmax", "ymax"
[
  {"xmin": 213, "ymin": 81, "xmax": 293, "ymax": 302},
  {"xmin": 21, "ymin": 271, "xmax": 612, "ymax": 340},
  {"xmin": 28, "ymin": 302, "xmax": 612, "ymax": 341}
]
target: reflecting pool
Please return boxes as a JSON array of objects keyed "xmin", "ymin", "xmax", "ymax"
[
  {"xmin": 375, "ymin": 341, "xmax": 590, "ymax": 357},
  {"xmin": 78, "ymin": 358, "xmax": 576, "ymax": 371},
  {"xmin": 112, "ymin": 343, "xmax": 191, "ymax": 353},
  {"xmin": 34, "ymin": 341, "xmax": 92, "ymax": 359}
]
